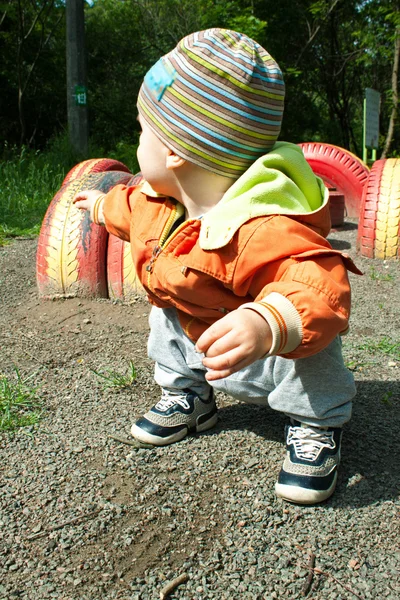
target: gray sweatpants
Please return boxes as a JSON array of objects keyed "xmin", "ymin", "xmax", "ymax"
[{"xmin": 148, "ymin": 307, "xmax": 356, "ymax": 428}]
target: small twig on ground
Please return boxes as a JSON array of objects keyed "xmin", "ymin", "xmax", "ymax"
[
  {"xmin": 26, "ymin": 509, "xmax": 102, "ymax": 541},
  {"xmin": 18, "ymin": 330, "xmax": 47, "ymax": 344},
  {"xmin": 14, "ymin": 344, "xmax": 45, "ymax": 366},
  {"xmin": 5, "ymin": 335, "xmax": 47, "ymax": 367},
  {"xmin": 108, "ymin": 433, "xmax": 154, "ymax": 449},
  {"xmin": 301, "ymin": 563, "xmax": 365, "ymax": 600},
  {"xmin": 302, "ymin": 552, "xmax": 316, "ymax": 596},
  {"xmin": 108, "ymin": 433, "xmax": 140, "ymax": 447},
  {"xmin": 160, "ymin": 573, "xmax": 189, "ymax": 599},
  {"xmin": 58, "ymin": 309, "xmax": 87, "ymax": 324}
]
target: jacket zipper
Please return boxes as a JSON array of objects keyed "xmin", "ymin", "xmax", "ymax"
[{"xmin": 146, "ymin": 207, "xmax": 196, "ymax": 291}]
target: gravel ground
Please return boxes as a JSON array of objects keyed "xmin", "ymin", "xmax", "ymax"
[{"xmin": 0, "ymin": 220, "xmax": 399, "ymax": 600}]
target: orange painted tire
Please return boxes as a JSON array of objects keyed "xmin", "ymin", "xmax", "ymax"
[
  {"xmin": 106, "ymin": 173, "xmax": 145, "ymax": 300},
  {"xmin": 62, "ymin": 158, "xmax": 131, "ymax": 187},
  {"xmin": 357, "ymin": 159, "xmax": 400, "ymax": 259},
  {"xmin": 299, "ymin": 143, "xmax": 369, "ymax": 218},
  {"xmin": 36, "ymin": 170, "xmax": 133, "ymax": 299}
]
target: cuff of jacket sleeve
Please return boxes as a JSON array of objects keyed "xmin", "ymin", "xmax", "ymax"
[
  {"xmin": 90, "ymin": 194, "xmax": 106, "ymax": 225},
  {"xmin": 239, "ymin": 292, "xmax": 303, "ymax": 355}
]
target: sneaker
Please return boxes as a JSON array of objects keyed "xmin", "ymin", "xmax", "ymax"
[
  {"xmin": 130, "ymin": 388, "xmax": 218, "ymax": 446},
  {"xmin": 275, "ymin": 421, "xmax": 342, "ymax": 505}
]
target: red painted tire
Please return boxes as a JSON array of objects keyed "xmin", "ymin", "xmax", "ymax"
[
  {"xmin": 106, "ymin": 173, "xmax": 145, "ymax": 300},
  {"xmin": 126, "ymin": 172, "xmax": 144, "ymax": 187},
  {"xmin": 62, "ymin": 158, "xmax": 131, "ymax": 187},
  {"xmin": 36, "ymin": 170, "xmax": 133, "ymax": 299},
  {"xmin": 357, "ymin": 159, "xmax": 400, "ymax": 259},
  {"xmin": 299, "ymin": 143, "xmax": 369, "ymax": 218}
]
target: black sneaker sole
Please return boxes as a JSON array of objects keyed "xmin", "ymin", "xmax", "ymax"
[{"xmin": 130, "ymin": 411, "xmax": 218, "ymax": 446}]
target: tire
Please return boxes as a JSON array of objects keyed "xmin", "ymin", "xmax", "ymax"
[
  {"xmin": 106, "ymin": 173, "xmax": 145, "ymax": 301},
  {"xmin": 62, "ymin": 158, "xmax": 131, "ymax": 187},
  {"xmin": 107, "ymin": 236, "xmax": 145, "ymax": 301},
  {"xmin": 126, "ymin": 171, "xmax": 144, "ymax": 187},
  {"xmin": 357, "ymin": 159, "xmax": 400, "ymax": 259},
  {"xmin": 36, "ymin": 170, "xmax": 133, "ymax": 299},
  {"xmin": 299, "ymin": 143, "xmax": 369, "ymax": 218}
]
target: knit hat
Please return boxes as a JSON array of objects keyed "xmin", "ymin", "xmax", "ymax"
[{"xmin": 137, "ymin": 28, "xmax": 285, "ymax": 178}]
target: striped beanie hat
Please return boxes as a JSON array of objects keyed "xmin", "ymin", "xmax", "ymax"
[{"xmin": 137, "ymin": 28, "xmax": 285, "ymax": 178}]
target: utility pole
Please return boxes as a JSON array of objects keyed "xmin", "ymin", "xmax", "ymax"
[{"xmin": 66, "ymin": 0, "xmax": 88, "ymax": 156}]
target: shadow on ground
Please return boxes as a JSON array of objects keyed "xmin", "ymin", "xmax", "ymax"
[{"xmin": 212, "ymin": 378, "xmax": 399, "ymax": 508}]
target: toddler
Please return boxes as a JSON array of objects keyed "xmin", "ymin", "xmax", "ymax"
[{"xmin": 74, "ymin": 28, "xmax": 360, "ymax": 504}]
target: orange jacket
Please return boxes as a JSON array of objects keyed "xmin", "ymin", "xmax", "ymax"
[{"xmin": 103, "ymin": 183, "xmax": 361, "ymax": 359}]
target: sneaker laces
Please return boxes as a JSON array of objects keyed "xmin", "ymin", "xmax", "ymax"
[
  {"xmin": 287, "ymin": 425, "xmax": 335, "ymax": 461},
  {"xmin": 155, "ymin": 389, "xmax": 191, "ymax": 412}
]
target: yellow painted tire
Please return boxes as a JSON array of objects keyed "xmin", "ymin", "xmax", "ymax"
[
  {"xmin": 107, "ymin": 235, "xmax": 145, "ymax": 301},
  {"xmin": 357, "ymin": 159, "xmax": 400, "ymax": 259},
  {"xmin": 106, "ymin": 173, "xmax": 145, "ymax": 300},
  {"xmin": 36, "ymin": 170, "xmax": 132, "ymax": 299}
]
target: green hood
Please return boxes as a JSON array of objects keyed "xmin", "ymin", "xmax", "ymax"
[{"xmin": 199, "ymin": 142, "xmax": 329, "ymax": 250}]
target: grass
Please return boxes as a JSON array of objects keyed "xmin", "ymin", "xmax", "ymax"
[
  {"xmin": 91, "ymin": 360, "xmax": 137, "ymax": 389},
  {"xmin": 359, "ymin": 336, "xmax": 400, "ymax": 362},
  {"xmin": 0, "ymin": 136, "xmax": 139, "ymax": 244},
  {"xmin": 0, "ymin": 146, "xmax": 68, "ymax": 240},
  {"xmin": 381, "ymin": 391, "xmax": 394, "ymax": 406},
  {"xmin": 345, "ymin": 358, "xmax": 371, "ymax": 371},
  {"xmin": 369, "ymin": 266, "xmax": 394, "ymax": 282},
  {"xmin": 0, "ymin": 369, "xmax": 42, "ymax": 432}
]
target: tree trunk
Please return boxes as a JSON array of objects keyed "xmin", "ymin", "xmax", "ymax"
[
  {"xmin": 66, "ymin": 0, "xmax": 89, "ymax": 156},
  {"xmin": 381, "ymin": 27, "xmax": 400, "ymax": 159}
]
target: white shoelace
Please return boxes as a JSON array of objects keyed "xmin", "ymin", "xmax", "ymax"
[
  {"xmin": 287, "ymin": 425, "xmax": 335, "ymax": 461},
  {"xmin": 155, "ymin": 390, "xmax": 191, "ymax": 412}
]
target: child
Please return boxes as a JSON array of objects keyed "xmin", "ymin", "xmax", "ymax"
[{"xmin": 74, "ymin": 28, "xmax": 360, "ymax": 505}]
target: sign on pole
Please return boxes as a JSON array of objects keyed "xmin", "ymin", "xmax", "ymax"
[
  {"xmin": 74, "ymin": 85, "xmax": 87, "ymax": 106},
  {"xmin": 363, "ymin": 88, "xmax": 380, "ymax": 163}
]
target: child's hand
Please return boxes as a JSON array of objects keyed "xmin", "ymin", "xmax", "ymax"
[
  {"xmin": 73, "ymin": 190, "xmax": 105, "ymax": 224},
  {"xmin": 73, "ymin": 189, "xmax": 103, "ymax": 211},
  {"xmin": 195, "ymin": 309, "xmax": 272, "ymax": 381}
]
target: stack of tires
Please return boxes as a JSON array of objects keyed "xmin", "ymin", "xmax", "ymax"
[
  {"xmin": 36, "ymin": 160, "xmax": 144, "ymax": 301},
  {"xmin": 300, "ymin": 144, "xmax": 399, "ymax": 260},
  {"xmin": 36, "ymin": 148, "xmax": 399, "ymax": 300}
]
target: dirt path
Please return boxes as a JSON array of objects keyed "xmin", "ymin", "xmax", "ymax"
[{"xmin": 0, "ymin": 224, "xmax": 399, "ymax": 599}]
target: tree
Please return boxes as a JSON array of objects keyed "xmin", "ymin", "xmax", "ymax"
[
  {"xmin": 0, "ymin": 0, "xmax": 64, "ymax": 147},
  {"xmin": 0, "ymin": 0, "xmax": 398, "ymax": 157},
  {"xmin": 382, "ymin": 22, "xmax": 399, "ymax": 158},
  {"xmin": 377, "ymin": 4, "xmax": 400, "ymax": 158}
]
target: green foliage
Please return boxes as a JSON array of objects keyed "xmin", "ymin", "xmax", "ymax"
[
  {"xmin": 108, "ymin": 140, "xmax": 140, "ymax": 174},
  {"xmin": 91, "ymin": 360, "xmax": 137, "ymax": 390},
  {"xmin": 0, "ymin": 145, "xmax": 66, "ymax": 237},
  {"xmin": 0, "ymin": 369, "xmax": 42, "ymax": 433},
  {"xmin": 360, "ymin": 337, "xmax": 400, "ymax": 361},
  {"xmin": 0, "ymin": 0, "xmax": 66, "ymax": 148},
  {"xmin": 0, "ymin": 132, "xmax": 139, "ymax": 237},
  {"xmin": 369, "ymin": 266, "xmax": 395, "ymax": 281},
  {"xmin": 0, "ymin": 0, "xmax": 398, "ymax": 157},
  {"xmin": 380, "ymin": 390, "xmax": 394, "ymax": 406}
]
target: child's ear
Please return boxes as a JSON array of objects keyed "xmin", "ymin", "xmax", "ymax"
[{"xmin": 165, "ymin": 149, "xmax": 186, "ymax": 170}]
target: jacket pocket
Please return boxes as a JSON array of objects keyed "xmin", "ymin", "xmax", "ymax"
[{"xmin": 291, "ymin": 248, "xmax": 363, "ymax": 275}]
